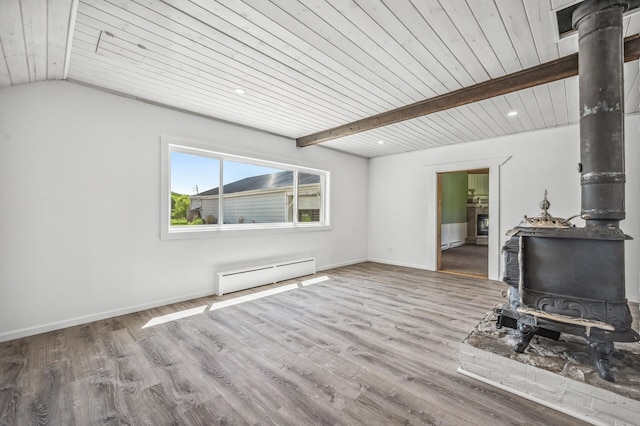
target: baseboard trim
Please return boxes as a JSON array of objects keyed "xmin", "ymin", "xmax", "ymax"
[
  {"xmin": 0, "ymin": 289, "xmax": 216, "ymax": 343},
  {"xmin": 0, "ymin": 258, "xmax": 451, "ymax": 343},
  {"xmin": 366, "ymin": 258, "xmax": 434, "ymax": 271},
  {"xmin": 317, "ymin": 258, "xmax": 368, "ymax": 271}
]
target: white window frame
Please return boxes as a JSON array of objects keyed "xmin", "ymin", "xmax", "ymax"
[{"xmin": 161, "ymin": 136, "xmax": 330, "ymax": 240}]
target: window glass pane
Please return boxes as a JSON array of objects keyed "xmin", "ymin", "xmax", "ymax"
[
  {"xmin": 163, "ymin": 139, "xmax": 329, "ymax": 239},
  {"xmin": 171, "ymin": 151, "xmax": 220, "ymax": 226},
  {"xmin": 298, "ymin": 172, "xmax": 322, "ymax": 223},
  {"xmin": 222, "ymin": 160, "xmax": 292, "ymax": 224}
]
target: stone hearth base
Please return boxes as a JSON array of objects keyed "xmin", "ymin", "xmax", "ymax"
[{"xmin": 459, "ymin": 312, "xmax": 640, "ymax": 425}]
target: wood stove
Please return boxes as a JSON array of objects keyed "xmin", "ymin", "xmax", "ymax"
[{"xmin": 495, "ymin": 0, "xmax": 639, "ymax": 382}]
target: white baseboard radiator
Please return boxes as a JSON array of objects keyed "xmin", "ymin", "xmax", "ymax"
[{"xmin": 215, "ymin": 257, "xmax": 316, "ymax": 296}]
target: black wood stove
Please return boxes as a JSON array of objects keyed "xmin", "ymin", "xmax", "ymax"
[{"xmin": 495, "ymin": 0, "xmax": 639, "ymax": 382}]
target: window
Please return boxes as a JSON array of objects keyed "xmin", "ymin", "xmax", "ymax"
[
  {"xmin": 161, "ymin": 138, "xmax": 330, "ymax": 238},
  {"xmin": 298, "ymin": 172, "xmax": 323, "ymax": 223}
]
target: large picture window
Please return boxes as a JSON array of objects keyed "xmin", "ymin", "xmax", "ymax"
[{"xmin": 162, "ymin": 138, "xmax": 329, "ymax": 238}]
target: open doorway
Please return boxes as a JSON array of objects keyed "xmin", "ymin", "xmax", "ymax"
[{"xmin": 437, "ymin": 169, "xmax": 489, "ymax": 278}]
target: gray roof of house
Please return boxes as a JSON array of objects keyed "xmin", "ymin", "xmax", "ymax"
[{"xmin": 196, "ymin": 171, "xmax": 320, "ymax": 197}]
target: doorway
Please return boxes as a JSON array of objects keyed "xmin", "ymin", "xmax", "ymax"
[{"xmin": 437, "ymin": 169, "xmax": 489, "ymax": 278}]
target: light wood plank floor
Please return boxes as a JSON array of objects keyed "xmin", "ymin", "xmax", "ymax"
[{"xmin": 0, "ymin": 262, "xmax": 586, "ymax": 425}]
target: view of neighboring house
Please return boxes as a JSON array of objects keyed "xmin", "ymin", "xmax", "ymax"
[{"xmin": 190, "ymin": 171, "xmax": 321, "ymax": 224}]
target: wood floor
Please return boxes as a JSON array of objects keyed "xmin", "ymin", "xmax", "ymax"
[{"xmin": 0, "ymin": 262, "xmax": 586, "ymax": 425}]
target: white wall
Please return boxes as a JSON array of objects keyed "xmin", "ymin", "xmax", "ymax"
[
  {"xmin": 0, "ymin": 81, "xmax": 369, "ymax": 341},
  {"xmin": 369, "ymin": 115, "xmax": 640, "ymax": 303}
]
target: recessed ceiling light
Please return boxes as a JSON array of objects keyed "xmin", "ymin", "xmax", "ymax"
[
  {"xmin": 377, "ymin": 140, "xmax": 384, "ymax": 145},
  {"xmin": 507, "ymin": 111, "xmax": 518, "ymax": 117},
  {"xmin": 234, "ymin": 88, "xmax": 246, "ymax": 94}
]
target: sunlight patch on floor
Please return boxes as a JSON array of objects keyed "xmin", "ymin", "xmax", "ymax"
[
  {"xmin": 142, "ymin": 305, "xmax": 208, "ymax": 328},
  {"xmin": 300, "ymin": 275, "xmax": 330, "ymax": 286},
  {"xmin": 209, "ymin": 283, "xmax": 299, "ymax": 311},
  {"xmin": 141, "ymin": 275, "xmax": 332, "ymax": 328}
]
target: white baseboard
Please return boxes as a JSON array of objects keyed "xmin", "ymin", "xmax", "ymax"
[
  {"xmin": 317, "ymin": 258, "xmax": 368, "ymax": 271},
  {"xmin": 0, "ymin": 258, "xmax": 439, "ymax": 343},
  {"xmin": 0, "ymin": 259, "xmax": 369, "ymax": 343},
  {"xmin": 0, "ymin": 289, "xmax": 216, "ymax": 343},
  {"xmin": 366, "ymin": 258, "xmax": 434, "ymax": 271}
]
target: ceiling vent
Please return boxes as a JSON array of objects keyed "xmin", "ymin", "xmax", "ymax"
[
  {"xmin": 95, "ymin": 30, "xmax": 149, "ymax": 67},
  {"xmin": 554, "ymin": 0, "xmax": 640, "ymax": 39}
]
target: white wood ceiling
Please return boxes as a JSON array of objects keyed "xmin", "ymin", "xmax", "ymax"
[{"xmin": 1, "ymin": 0, "xmax": 639, "ymax": 158}]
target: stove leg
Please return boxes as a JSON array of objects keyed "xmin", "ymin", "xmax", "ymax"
[
  {"xmin": 514, "ymin": 321, "xmax": 538, "ymax": 353},
  {"xmin": 588, "ymin": 340, "xmax": 615, "ymax": 382}
]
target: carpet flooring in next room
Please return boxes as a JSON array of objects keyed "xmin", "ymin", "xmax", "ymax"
[{"xmin": 440, "ymin": 243, "xmax": 488, "ymax": 278}]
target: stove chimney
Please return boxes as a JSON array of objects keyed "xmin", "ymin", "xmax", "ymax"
[{"xmin": 573, "ymin": 0, "xmax": 627, "ymax": 229}]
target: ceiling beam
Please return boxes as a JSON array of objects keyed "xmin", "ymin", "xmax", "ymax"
[{"xmin": 297, "ymin": 35, "xmax": 640, "ymax": 148}]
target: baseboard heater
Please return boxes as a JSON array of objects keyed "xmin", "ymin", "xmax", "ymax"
[{"xmin": 215, "ymin": 257, "xmax": 316, "ymax": 296}]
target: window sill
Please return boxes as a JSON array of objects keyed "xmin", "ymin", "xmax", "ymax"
[{"xmin": 161, "ymin": 223, "xmax": 332, "ymax": 240}]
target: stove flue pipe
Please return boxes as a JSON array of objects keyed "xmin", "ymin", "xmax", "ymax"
[{"xmin": 573, "ymin": 0, "xmax": 628, "ymax": 229}]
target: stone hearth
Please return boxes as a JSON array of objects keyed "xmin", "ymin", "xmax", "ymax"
[{"xmin": 459, "ymin": 311, "xmax": 640, "ymax": 425}]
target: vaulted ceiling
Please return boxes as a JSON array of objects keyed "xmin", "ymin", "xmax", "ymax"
[{"xmin": 1, "ymin": 0, "xmax": 639, "ymax": 158}]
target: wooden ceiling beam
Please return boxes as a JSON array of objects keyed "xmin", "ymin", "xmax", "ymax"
[{"xmin": 297, "ymin": 35, "xmax": 640, "ymax": 148}]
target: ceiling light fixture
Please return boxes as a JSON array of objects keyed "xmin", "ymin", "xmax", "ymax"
[
  {"xmin": 234, "ymin": 88, "xmax": 246, "ymax": 94},
  {"xmin": 377, "ymin": 140, "xmax": 384, "ymax": 145},
  {"xmin": 507, "ymin": 111, "xmax": 518, "ymax": 117}
]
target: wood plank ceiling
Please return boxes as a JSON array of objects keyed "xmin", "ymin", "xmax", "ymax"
[{"xmin": 1, "ymin": 0, "xmax": 639, "ymax": 158}]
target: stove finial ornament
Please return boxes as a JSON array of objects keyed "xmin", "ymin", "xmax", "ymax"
[
  {"xmin": 513, "ymin": 190, "xmax": 574, "ymax": 230},
  {"xmin": 539, "ymin": 190, "xmax": 550, "ymax": 214}
]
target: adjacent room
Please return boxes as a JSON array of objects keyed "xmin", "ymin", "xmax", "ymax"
[
  {"xmin": 438, "ymin": 169, "xmax": 490, "ymax": 278},
  {"xmin": 1, "ymin": 0, "xmax": 640, "ymax": 424}
]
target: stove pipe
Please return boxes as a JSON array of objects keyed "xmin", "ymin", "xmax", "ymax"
[{"xmin": 573, "ymin": 0, "xmax": 627, "ymax": 229}]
